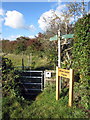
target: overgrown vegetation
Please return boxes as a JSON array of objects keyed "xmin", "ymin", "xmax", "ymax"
[
  {"xmin": 2, "ymin": 57, "xmax": 28, "ymax": 119},
  {"xmin": 2, "ymin": 57, "xmax": 89, "ymax": 119},
  {"xmin": 72, "ymin": 14, "xmax": 90, "ymax": 110},
  {"xmin": 2, "ymin": 33, "xmax": 58, "ymax": 69},
  {"xmin": 2, "ymin": 84, "xmax": 89, "ymax": 118},
  {"xmin": 2, "ymin": 57, "xmax": 19, "ymax": 97},
  {"xmin": 22, "ymin": 84, "xmax": 88, "ymax": 118},
  {"xmin": 2, "ymin": 12, "xmax": 90, "ymax": 119}
]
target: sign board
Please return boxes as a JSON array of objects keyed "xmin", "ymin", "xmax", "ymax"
[
  {"xmin": 56, "ymin": 67, "xmax": 74, "ymax": 107},
  {"xmin": 58, "ymin": 68, "xmax": 70, "ymax": 79},
  {"xmin": 45, "ymin": 72, "xmax": 51, "ymax": 78},
  {"xmin": 62, "ymin": 34, "xmax": 74, "ymax": 39},
  {"xmin": 50, "ymin": 35, "xmax": 58, "ymax": 41},
  {"xmin": 49, "ymin": 34, "xmax": 74, "ymax": 41}
]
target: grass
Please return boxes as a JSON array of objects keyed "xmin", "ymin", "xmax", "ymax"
[
  {"xmin": 4, "ymin": 53, "xmax": 49, "ymax": 69},
  {"xmin": 2, "ymin": 53, "xmax": 89, "ymax": 118},
  {"xmin": 4, "ymin": 54, "xmax": 29, "ymax": 67},
  {"xmin": 2, "ymin": 84, "xmax": 88, "ymax": 119},
  {"xmin": 22, "ymin": 85, "xmax": 87, "ymax": 118}
]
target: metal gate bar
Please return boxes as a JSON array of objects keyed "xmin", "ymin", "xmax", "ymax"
[{"xmin": 20, "ymin": 70, "xmax": 44, "ymax": 96}]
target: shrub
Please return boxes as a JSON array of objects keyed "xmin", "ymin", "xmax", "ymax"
[
  {"xmin": 72, "ymin": 14, "xmax": 90, "ymax": 109},
  {"xmin": 2, "ymin": 57, "xmax": 23, "ymax": 97},
  {"xmin": 2, "ymin": 57, "xmax": 26, "ymax": 119}
]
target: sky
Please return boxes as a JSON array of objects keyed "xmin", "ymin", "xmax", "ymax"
[{"xmin": 0, "ymin": 1, "xmax": 90, "ymax": 40}]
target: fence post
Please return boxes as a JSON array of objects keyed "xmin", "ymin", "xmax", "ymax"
[
  {"xmin": 22, "ymin": 58, "xmax": 24, "ymax": 70},
  {"xmin": 69, "ymin": 69, "xmax": 74, "ymax": 107},
  {"xmin": 56, "ymin": 66, "xmax": 60, "ymax": 100}
]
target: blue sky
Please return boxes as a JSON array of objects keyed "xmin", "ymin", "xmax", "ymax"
[
  {"xmin": 1, "ymin": 1, "xmax": 90, "ymax": 40},
  {"xmin": 2, "ymin": 2, "xmax": 58, "ymax": 40}
]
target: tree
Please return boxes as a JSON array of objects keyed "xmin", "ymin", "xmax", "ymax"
[
  {"xmin": 66, "ymin": 1, "xmax": 87, "ymax": 23},
  {"xmin": 15, "ymin": 36, "xmax": 27, "ymax": 54}
]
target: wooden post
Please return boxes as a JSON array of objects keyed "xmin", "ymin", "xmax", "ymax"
[
  {"xmin": 58, "ymin": 29, "xmax": 62, "ymax": 93},
  {"xmin": 58, "ymin": 29, "xmax": 61, "ymax": 68},
  {"xmin": 22, "ymin": 52, "xmax": 24, "ymax": 70},
  {"xmin": 22, "ymin": 58, "xmax": 24, "ymax": 70},
  {"xmin": 56, "ymin": 66, "xmax": 60, "ymax": 100},
  {"xmin": 69, "ymin": 69, "xmax": 74, "ymax": 107}
]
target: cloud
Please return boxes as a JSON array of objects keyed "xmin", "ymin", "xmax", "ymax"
[
  {"xmin": 0, "ymin": 9, "xmax": 5, "ymax": 16},
  {"xmin": 0, "ymin": 17, "xmax": 4, "ymax": 24},
  {"xmin": 38, "ymin": 3, "xmax": 68, "ymax": 31},
  {"xmin": 29, "ymin": 35, "xmax": 35, "ymax": 38},
  {"xmin": 4, "ymin": 10, "xmax": 25, "ymax": 29},
  {"xmin": 38, "ymin": 2, "xmax": 86, "ymax": 32},
  {"xmin": 4, "ymin": 10, "xmax": 35, "ymax": 30},
  {"xmin": 56, "ymin": 4, "xmax": 66, "ymax": 12},
  {"xmin": 0, "ymin": 9, "xmax": 5, "ymax": 31},
  {"xmin": 55, "ymin": 3, "xmax": 86, "ymax": 24},
  {"xmin": 4, "ymin": 35, "xmax": 22, "ymax": 41},
  {"xmin": 29, "ymin": 25, "xmax": 35, "ymax": 30},
  {"xmin": 38, "ymin": 9, "xmax": 60, "ymax": 31},
  {"xmin": 24, "ymin": 24, "xmax": 35, "ymax": 31},
  {"xmin": 55, "ymin": 3, "xmax": 71, "ymax": 22},
  {"xmin": 0, "ymin": 17, "xmax": 4, "ymax": 33}
]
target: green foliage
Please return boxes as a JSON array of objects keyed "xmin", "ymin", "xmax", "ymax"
[
  {"xmin": 2, "ymin": 57, "xmax": 22, "ymax": 97},
  {"xmin": 2, "ymin": 57, "xmax": 15, "ymax": 96},
  {"xmin": 22, "ymin": 84, "xmax": 88, "ymax": 118},
  {"xmin": 15, "ymin": 42, "xmax": 26, "ymax": 54},
  {"xmin": 45, "ymin": 41, "xmax": 58, "ymax": 69},
  {"xmin": 5, "ymin": 54, "xmax": 29, "ymax": 67},
  {"xmin": 2, "ymin": 80, "xmax": 89, "ymax": 119},
  {"xmin": 2, "ymin": 57, "xmax": 26, "ymax": 119},
  {"xmin": 2, "ymin": 33, "xmax": 58, "ymax": 69},
  {"xmin": 2, "ymin": 92, "xmax": 30, "ymax": 119},
  {"xmin": 72, "ymin": 14, "xmax": 90, "ymax": 109}
]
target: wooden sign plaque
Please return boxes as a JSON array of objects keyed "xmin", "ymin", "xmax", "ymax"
[{"xmin": 56, "ymin": 67, "xmax": 74, "ymax": 107}]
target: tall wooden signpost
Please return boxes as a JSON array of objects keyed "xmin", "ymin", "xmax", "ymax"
[
  {"xmin": 58, "ymin": 29, "xmax": 62, "ymax": 93},
  {"xmin": 49, "ymin": 31, "xmax": 74, "ymax": 107},
  {"xmin": 56, "ymin": 67, "xmax": 74, "ymax": 107},
  {"xmin": 56, "ymin": 29, "xmax": 74, "ymax": 107}
]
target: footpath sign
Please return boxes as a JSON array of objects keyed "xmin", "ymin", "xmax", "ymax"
[
  {"xmin": 56, "ymin": 67, "xmax": 74, "ymax": 107},
  {"xmin": 58, "ymin": 68, "xmax": 70, "ymax": 79}
]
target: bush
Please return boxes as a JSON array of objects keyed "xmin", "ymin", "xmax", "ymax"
[
  {"xmin": 2, "ymin": 57, "xmax": 24, "ymax": 119},
  {"xmin": 72, "ymin": 14, "xmax": 90, "ymax": 110},
  {"xmin": 2, "ymin": 57, "xmax": 22, "ymax": 97},
  {"xmin": 2, "ymin": 57, "xmax": 15, "ymax": 97}
]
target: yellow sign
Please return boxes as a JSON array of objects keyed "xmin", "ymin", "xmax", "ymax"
[
  {"xmin": 58, "ymin": 68, "xmax": 70, "ymax": 78},
  {"xmin": 56, "ymin": 67, "xmax": 74, "ymax": 107}
]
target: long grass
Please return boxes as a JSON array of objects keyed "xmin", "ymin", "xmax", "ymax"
[
  {"xmin": 5, "ymin": 54, "xmax": 29, "ymax": 67},
  {"xmin": 4, "ymin": 54, "xmax": 49, "ymax": 69},
  {"xmin": 22, "ymin": 85, "xmax": 87, "ymax": 118},
  {"xmin": 2, "ymin": 84, "xmax": 88, "ymax": 119}
]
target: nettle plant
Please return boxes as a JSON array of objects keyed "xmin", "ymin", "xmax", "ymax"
[
  {"xmin": 72, "ymin": 14, "xmax": 90, "ymax": 109},
  {"xmin": 2, "ymin": 57, "xmax": 20, "ymax": 97}
]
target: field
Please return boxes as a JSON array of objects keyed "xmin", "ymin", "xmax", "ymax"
[{"xmin": 4, "ymin": 53, "xmax": 49, "ymax": 69}]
